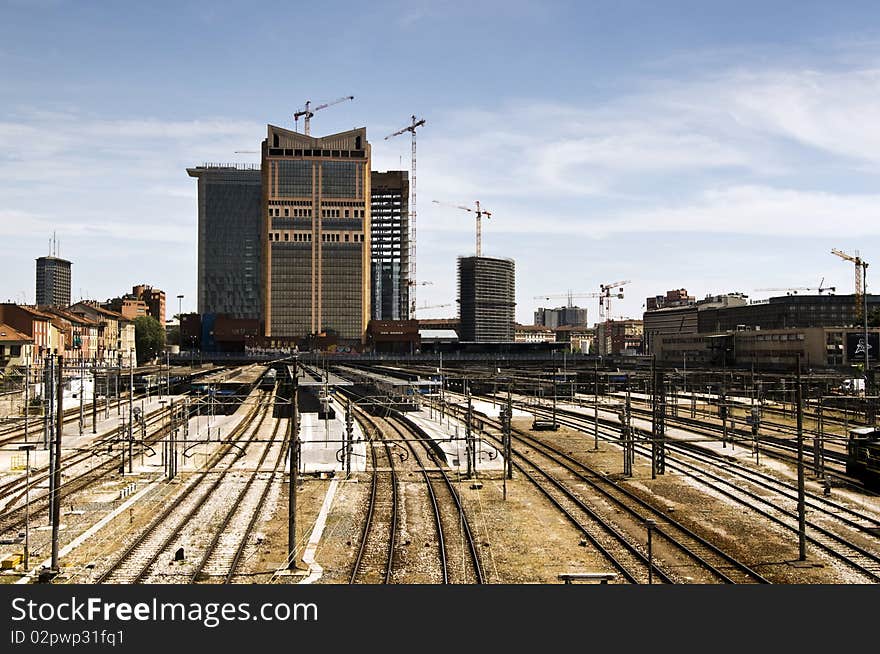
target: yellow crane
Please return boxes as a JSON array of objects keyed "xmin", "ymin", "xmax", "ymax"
[
  {"xmin": 432, "ymin": 200, "xmax": 492, "ymax": 256},
  {"xmin": 832, "ymin": 249, "xmax": 868, "ymax": 322}
]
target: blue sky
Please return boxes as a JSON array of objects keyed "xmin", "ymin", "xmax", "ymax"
[{"xmin": 3, "ymin": 1, "xmax": 880, "ymax": 324}]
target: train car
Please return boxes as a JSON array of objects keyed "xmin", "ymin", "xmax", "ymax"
[
  {"xmin": 846, "ymin": 426, "xmax": 880, "ymax": 488},
  {"xmin": 260, "ymin": 368, "xmax": 278, "ymax": 389},
  {"xmin": 133, "ymin": 373, "xmax": 161, "ymax": 393}
]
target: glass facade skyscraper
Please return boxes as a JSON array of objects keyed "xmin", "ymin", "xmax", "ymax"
[{"xmin": 187, "ymin": 165, "xmax": 262, "ymax": 320}]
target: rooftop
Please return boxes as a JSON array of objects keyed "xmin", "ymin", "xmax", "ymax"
[{"xmin": 0, "ymin": 323, "xmax": 33, "ymax": 342}]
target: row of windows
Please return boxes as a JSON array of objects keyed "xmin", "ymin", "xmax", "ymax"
[
  {"xmin": 268, "ymin": 148, "xmax": 365, "ymax": 158},
  {"xmin": 269, "ymin": 232, "xmax": 365, "ymax": 243},
  {"xmin": 270, "ymin": 207, "xmax": 313, "ymax": 218},
  {"xmin": 741, "ymin": 333, "xmax": 806, "ymax": 342}
]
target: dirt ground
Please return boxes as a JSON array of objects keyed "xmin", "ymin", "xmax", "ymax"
[{"xmin": 244, "ymin": 417, "xmax": 876, "ymax": 584}]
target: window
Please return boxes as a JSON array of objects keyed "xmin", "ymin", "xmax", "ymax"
[
  {"xmin": 284, "ymin": 208, "xmax": 289, "ymax": 217},
  {"xmin": 277, "ymin": 160, "xmax": 312, "ymax": 197},
  {"xmin": 321, "ymin": 162, "xmax": 357, "ymax": 198}
]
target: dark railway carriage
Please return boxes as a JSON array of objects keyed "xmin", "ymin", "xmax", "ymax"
[
  {"xmin": 260, "ymin": 368, "xmax": 278, "ymax": 389},
  {"xmin": 847, "ymin": 427, "xmax": 880, "ymax": 488}
]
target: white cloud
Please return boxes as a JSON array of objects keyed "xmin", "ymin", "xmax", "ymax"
[{"xmin": 598, "ymin": 185, "xmax": 880, "ymax": 237}]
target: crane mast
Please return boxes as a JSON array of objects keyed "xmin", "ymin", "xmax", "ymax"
[
  {"xmin": 832, "ymin": 248, "xmax": 867, "ymax": 321},
  {"xmin": 386, "ymin": 116, "xmax": 427, "ymax": 318},
  {"xmin": 432, "ymin": 199, "xmax": 492, "ymax": 257}
]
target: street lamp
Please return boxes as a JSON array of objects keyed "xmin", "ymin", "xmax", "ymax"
[{"xmin": 18, "ymin": 444, "xmax": 37, "ymax": 572}]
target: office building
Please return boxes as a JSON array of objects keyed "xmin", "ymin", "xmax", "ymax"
[
  {"xmin": 132, "ymin": 285, "xmax": 166, "ymax": 325},
  {"xmin": 262, "ymin": 125, "xmax": 371, "ymax": 343},
  {"xmin": 370, "ymin": 170, "xmax": 409, "ymax": 320},
  {"xmin": 596, "ymin": 319, "xmax": 644, "ymax": 356},
  {"xmin": 187, "ymin": 164, "xmax": 262, "ymax": 320},
  {"xmin": 697, "ymin": 293, "xmax": 880, "ymax": 333},
  {"xmin": 35, "ymin": 256, "xmax": 71, "ymax": 307},
  {"xmin": 457, "ymin": 256, "xmax": 515, "ymax": 342},
  {"xmin": 535, "ymin": 306, "xmax": 588, "ymax": 329}
]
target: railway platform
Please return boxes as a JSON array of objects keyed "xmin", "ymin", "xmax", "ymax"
[
  {"xmin": 299, "ymin": 396, "xmax": 367, "ymax": 474},
  {"xmin": 403, "ymin": 405, "xmax": 504, "ymax": 474}
]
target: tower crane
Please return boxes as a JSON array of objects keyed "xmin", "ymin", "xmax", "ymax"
[
  {"xmin": 599, "ymin": 280, "xmax": 630, "ymax": 319},
  {"xmin": 386, "ymin": 116, "xmax": 427, "ymax": 318},
  {"xmin": 832, "ymin": 248, "xmax": 869, "ymax": 322},
  {"xmin": 432, "ymin": 200, "xmax": 492, "ymax": 257},
  {"xmin": 533, "ymin": 291, "xmax": 602, "ymax": 307},
  {"xmin": 755, "ymin": 283, "xmax": 836, "ymax": 296},
  {"xmin": 294, "ymin": 95, "xmax": 355, "ymax": 136},
  {"xmin": 410, "ymin": 302, "xmax": 452, "ymax": 313}
]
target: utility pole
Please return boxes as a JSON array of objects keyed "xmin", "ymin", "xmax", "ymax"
[
  {"xmin": 19, "ymin": 444, "xmax": 36, "ymax": 571},
  {"xmin": 44, "ymin": 355, "xmax": 53, "ymax": 450},
  {"xmin": 92, "ymin": 358, "xmax": 97, "ymax": 434},
  {"xmin": 78, "ymin": 355, "xmax": 83, "ymax": 436},
  {"xmin": 345, "ymin": 399, "xmax": 353, "ymax": 477},
  {"xmin": 622, "ymin": 374, "xmax": 633, "ymax": 477},
  {"xmin": 23, "ymin": 361, "xmax": 29, "ymax": 443},
  {"xmin": 796, "ymin": 354, "xmax": 807, "ymax": 561},
  {"xmin": 288, "ymin": 357, "xmax": 299, "ymax": 570},
  {"xmin": 593, "ymin": 357, "xmax": 599, "ymax": 451},
  {"xmin": 504, "ymin": 385, "xmax": 513, "ymax": 494},
  {"xmin": 465, "ymin": 380, "xmax": 473, "ymax": 479},
  {"xmin": 651, "ymin": 355, "xmax": 665, "ymax": 478},
  {"xmin": 51, "ymin": 355, "xmax": 63, "ymax": 572},
  {"xmin": 129, "ymin": 350, "xmax": 134, "ymax": 472},
  {"xmin": 815, "ymin": 396, "xmax": 825, "ymax": 478}
]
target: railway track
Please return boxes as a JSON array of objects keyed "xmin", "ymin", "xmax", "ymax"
[
  {"xmin": 386, "ymin": 413, "xmax": 484, "ymax": 584},
  {"xmin": 349, "ymin": 410, "xmax": 399, "ymax": 584},
  {"xmin": 518, "ymin": 400, "xmax": 880, "ymax": 582},
  {"xmin": 0, "ymin": 399, "xmax": 183, "ymax": 538},
  {"xmin": 93, "ymin": 390, "xmax": 271, "ymax": 584},
  {"xmin": 190, "ymin": 410, "xmax": 287, "ymax": 584},
  {"xmin": 437, "ymin": 395, "xmax": 770, "ymax": 584}
]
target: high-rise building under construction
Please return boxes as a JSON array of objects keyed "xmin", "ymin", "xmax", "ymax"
[
  {"xmin": 262, "ymin": 126, "xmax": 371, "ymax": 343},
  {"xmin": 370, "ymin": 170, "xmax": 409, "ymax": 321},
  {"xmin": 457, "ymin": 256, "xmax": 516, "ymax": 341}
]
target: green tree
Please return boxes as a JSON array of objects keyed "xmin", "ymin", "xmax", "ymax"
[
  {"xmin": 134, "ymin": 316, "xmax": 165, "ymax": 364},
  {"xmin": 869, "ymin": 307, "xmax": 880, "ymax": 328}
]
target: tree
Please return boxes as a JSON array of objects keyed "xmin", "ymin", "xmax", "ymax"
[
  {"xmin": 134, "ymin": 316, "xmax": 165, "ymax": 364},
  {"xmin": 869, "ymin": 307, "xmax": 880, "ymax": 328}
]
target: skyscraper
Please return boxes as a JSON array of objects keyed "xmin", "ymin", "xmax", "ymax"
[
  {"xmin": 457, "ymin": 256, "xmax": 516, "ymax": 342},
  {"xmin": 35, "ymin": 256, "xmax": 71, "ymax": 307},
  {"xmin": 187, "ymin": 165, "xmax": 262, "ymax": 320},
  {"xmin": 370, "ymin": 170, "xmax": 409, "ymax": 321},
  {"xmin": 262, "ymin": 125, "xmax": 371, "ymax": 343}
]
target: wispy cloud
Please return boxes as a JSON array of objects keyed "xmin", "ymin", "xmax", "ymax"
[{"xmin": 374, "ymin": 62, "xmax": 880, "ymax": 245}]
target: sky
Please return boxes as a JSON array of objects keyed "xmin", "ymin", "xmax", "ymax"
[{"xmin": 2, "ymin": 0, "xmax": 880, "ymax": 325}]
